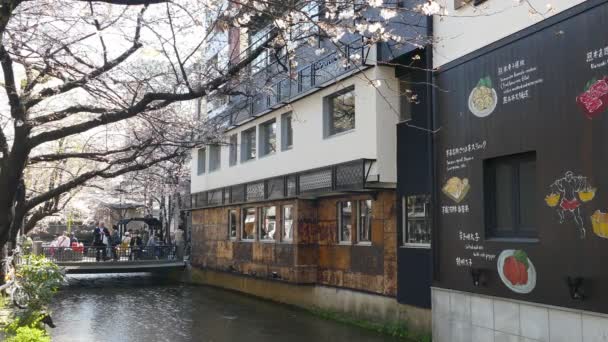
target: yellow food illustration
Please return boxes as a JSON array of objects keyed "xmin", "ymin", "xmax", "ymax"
[
  {"xmin": 544, "ymin": 193, "xmax": 560, "ymax": 207},
  {"xmin": 578, "ymin": 187, "xmax": 596, "ymax": 202},
  {"xmin": 442, "ymin": 177, "xmax": 470, "ymax": 203},
  {"xmin": 471, "ymin": 86, "xmax": 495, "ymax": 112},
  {"xmin": 591, "ymin": 210, "xmax": 608, "ymax": 238}
]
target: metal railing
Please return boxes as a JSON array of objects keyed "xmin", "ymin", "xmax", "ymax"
[
  {"xmin": 42, "ymin": 245, "xmax": 177, "ymax": 263},
  {"xmin": 184, "ymin": 158, "xmax": 378, "ymax": 210}
]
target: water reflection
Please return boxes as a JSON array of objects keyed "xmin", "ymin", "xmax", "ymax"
[{"xmin": 51, "ymin": 274, "xmax": 399, "ymax": 342}]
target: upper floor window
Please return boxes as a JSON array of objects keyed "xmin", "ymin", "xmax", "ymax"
[
  {"xmin": 484, "ymin": 152, "xmax": 537, "ymax": 239},
  {"xmin": 259, "ymin": 119, "xmax": 276, "ymax": 157},
  {"xmin": 229, "ymin": 134, "xmax": 238, "ymax": 167},
  {"xmin": 209, "ymin": 145, "xmax": 221, "ymax": 172},
  {"xmin": 242, "ymin": 207, "xmax": 257, "ymax": 240},
  {"xmin": 249, "ymin": 27, "xmax": 271, "ymax": 74},
  {"xmin": 282, "ymin": 205, "xmax": 294, "ymax": 242},
  {"xmin": 338, "ymin": 201, "xmax": 353, "ymax": 243},
  {"xmin": 241, "ymin": 127, "xmax": 256, "ymax": 162},
  {"xmin": 325, "ymin": 87, "xmax": 355, "ymax": 137},
  {"xmin": 403, "ymin": 195, "xmax": 431, "ymax": 247},
  {"xmin": 197, "ymin": 148, "xmax": 206, "ymax": 175},
  {"xmin": 357, "ymin": 200, "xmax": 372, "ymax": 244},
  {"xmin": 228, "ymin": 209, "xmax": 238, "ymax": 239},
  {"xmin": 281, "ymin": 112, "xmax": 293, "ymax": 151},
  {"xmin": 260, "ymin": 206, "xmax": 276, "ymax": 241}
]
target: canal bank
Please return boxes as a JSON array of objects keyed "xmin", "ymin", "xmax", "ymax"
[{"xmin": 172, "ymin": 265, "xmax": 432, "ymax": 338}]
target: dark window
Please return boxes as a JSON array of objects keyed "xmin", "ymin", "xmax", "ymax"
[
  {"xmin": 229, "ymin": 134, "xmax": 238, "ymax": 166},
  {"xmin": 403, "ymin": 195, "xmax": 431, "ymax": 246},
  {"xmin": 241, "ymin": 127, "xmax": 256, "ymax": 162},
  {"xmin": 228, "ymin": 209, "xmax": 237, "ymax": 239},
  {"xmin": 242, "ymin": 208, "xmax": 257, "ymax": 240},
  {"xmin": 325, "ymin": 87, "xmax": 355, "ymax": 137},
  {"xmin": 281, "ymin": 112, "xmax": 293, "ymax": 150},
  {"xmin": 357, "ymin": 200, "xmax": 372, "ymax": 243},
  {"xmin": 259, "ymin": 119, "xmax": 276, "ymax": 157},
  {"xmin": 197, "ymin": 148, "xmax": 206, "ymax": 175},
  {"xmin": 338, "ymin": 201, "xmax": 353, "ymax": 243},
  {"xmin": 282, "ymin": 205, "xmax": 294, "ymax": 242},
  {"xmin": 485, "ymin": 152, "xmax": 537, "ymax": 238},
  {"xmin": 209, "ymin": 145, "xmax": 221, "ymax": 172},
  {"xmin": 260, "ymin": 206, "xmax": 276, "ymax": 241}
]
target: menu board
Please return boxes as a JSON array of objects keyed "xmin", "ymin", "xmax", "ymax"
[{"xmin": 435, "ymin": 1, "xmax": 608, "ymax": 312}]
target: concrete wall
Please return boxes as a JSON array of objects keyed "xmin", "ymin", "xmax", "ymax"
[
  {"xmin": 191, "ymin": 66, "xmax": 400, "ymax": 193},
  {"xmin": 432, "ymin": 287, "xmax": 608, "ymax": 342},
  {"xmin": 179, "ymin": 266, "xmax": 431, "ymax": 334},
  {"xmin": 433, "ymin": 0, "xmax": 586, "ymax": 67}
]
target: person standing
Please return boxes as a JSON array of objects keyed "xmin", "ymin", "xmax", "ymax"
[
  {"xmin": 111, "ymin": 228, "xmax": 120, "ymax": 260},
  {"xmin": 93, "ymin": 222, "xmax": 107, "ymax": 261}
]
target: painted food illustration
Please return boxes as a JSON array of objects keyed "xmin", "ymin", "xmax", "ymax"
[
  {"xmin": 497, "ymin": 249, "xmax": 536, "ymax": 294},
  {"xmin": 576, "ymin": 77, "xmax": 608, "ymax": 119},
  {"xmin": 544, "ymin": 193, "xmax": 560, "ymax": 207},
  {"xmin": 591, "ymin": 210, "xmax": 608, "ymax": 238},
  {"xmin": 442, "ymin": 177, "xmax": 470, "ymax": 203},
  {"xmin": 468, "ymin": 76, "xmax": 498, "ymax": 117},
  {"xmin": 578, "ymin": 187, "xmax": 596, "ymax": 202}
]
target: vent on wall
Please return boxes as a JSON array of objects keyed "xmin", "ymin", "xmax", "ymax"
[{"xmin": 454, "ymin": 0, "xmax": 488, "ymax": 9}]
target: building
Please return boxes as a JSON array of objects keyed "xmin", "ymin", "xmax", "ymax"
[
  {"xmin": 186, "ymin": 0, "xmax": 433, "ymax": 332},
  {"xmin": 430, "ymin": 0, "xmax": 608, "ymax": 341}
]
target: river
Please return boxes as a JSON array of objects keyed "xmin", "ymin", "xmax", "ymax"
[{"xmin": 50, "ymin": 273, "xmax": 400, "ymax": 342}]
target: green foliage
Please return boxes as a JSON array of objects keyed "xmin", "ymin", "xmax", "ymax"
[
  {"xmin": 308, "ymin": 307, "xmax": 432, "ymax": 341},
  {"xmin": 5, "ymin": 325, "xmax": 50, "ymax": 342},
  {"xmin": 17, "ymin": 255, "xmax": 64, "ymax": 311}
]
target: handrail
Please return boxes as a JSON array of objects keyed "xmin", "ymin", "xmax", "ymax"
[{"xmin": 41, "ymin": 245, "xmax": 178, "ymax": 263}]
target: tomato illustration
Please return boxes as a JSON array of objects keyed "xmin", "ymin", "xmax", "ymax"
[{"xmin": 502, "ymin": 251, "xmax": 529, "ymax": 286}]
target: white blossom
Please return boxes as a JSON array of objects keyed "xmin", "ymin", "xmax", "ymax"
[
  {"xmin": 421, "ymin": 1, "xmax": 442, "ymax": 16},
  {"xmin": 380, "ymin": 9, "xmax": 397, "ymax": 20}
]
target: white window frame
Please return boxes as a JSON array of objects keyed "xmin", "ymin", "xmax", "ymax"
[
  {"xmin": 197, "ymin": 148, "xmax": 206, "ymax": 175},
  {"xmin": 209, "ymin": 145, "xmax": 221, "ymax": 172},
  {"xmin": 338, "ymin": 201, "xmax": 353, "ymax": 244},
  {"xmin": 228, "ymin": 209, "xmax": 238, "ymax": 240},
  {"xmin": 282, "ymin": 204, "xmax": 294, "ymax": 243},
  {"xmin": 356, "ymin": 200, "xmax": 372, "ymax": 245},
  {"xmin": 241, "ymin": 127, "xmax": 257, "ymax": 162},
  {"xmin": 259, "ymin": 119, "xmax": 277, "ymax": 157},
  {"xmin": 324, "ymin": 86, "xmax": 356, "ymax": 138},
  {"xmin": 229, "ymin": 134, "xmax": 238, "ymax": 167},
  {"xmin": 259, "ymin": 206, "xmax": 277, "ymax": 242},
  {"xmin": 281, "ymin": 112, "xmax": 293, "ymax": 151}
]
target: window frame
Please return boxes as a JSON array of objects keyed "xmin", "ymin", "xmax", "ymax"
[
  {"xmin": 282, "ymin": 204, "xmax": 294, "ymax": 243},
  {"xmin": 208, "ymin": 145, "xmax": 221, "ymax": 172},
  {"xmin": 281, "ymin": 112, "xmax": 293, "ymax": 151},
  {"xmin": 484, "ymin": 152, "xmax": 537, "ymax": 239},
  {"xmin": 197, "ymin": 148, "xmax": 206, "ymax": 175},
  {"xmin": 356, "ymin": 200, "xmax": 372, "ymax": 245},
  {"xmin": 324, "ymin": 86, "xmax": 356, "ymax": 138},
  {"xmin": 402, "ymin": 195, "xmax": 432, "ymax": 248},
  {"xmin": 337, "ymin": 201, "xmax": 353, "ymax": 244},
  {"xmin": 229, "ymin": 134, "xmax": 238, "ymax": 167},
  {"xmin": 259, "ymin": 206, "xmax": 277, "ymax": 242},
  {"xmin": 228, "ymin": 209, "xmax": 238, "ymax": 240},
  {"xmin": 241, "ymin": 127, "xmax": 257, "ymax": 162},
  {"xmin": 241, "ymin": 207, "xmax": 257, "ymax": 241},
  {"xmin": 259, "ymin": 119, "xmax": 277, "ymax": 158}
]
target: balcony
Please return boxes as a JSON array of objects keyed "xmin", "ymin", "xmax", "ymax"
[{"xmin": 183, "ymin": 159, "xmax": 380, "ymax": 210}]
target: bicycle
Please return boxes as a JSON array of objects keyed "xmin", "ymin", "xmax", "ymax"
[{"xmin": 0, "ymin": 250, "xmax": 30, "ymax": 309}]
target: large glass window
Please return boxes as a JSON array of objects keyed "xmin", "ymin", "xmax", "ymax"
[
  {"xmin": 259, "ymin": 119, "xmax": 276, "ymax": 157},
  {"xmin": 282, "ymin": 205, "xmax": 294, "ymax": 242},
  {"xmin": 357, "ymin": 200, "xmax": 372, "ymax": 243},
  {"xmin": 241, "ymin": 127, "xmax": 256, "ymax": 162},
  {"xmin": 229, "ymin": 134, "xmax": 237, "ymax": 167},
  {"xmin": 281, "ymin": 112, "xmax": 293, "ymax": 151},
  {"xmin": 209, "ymin": 145, "xmax": 221, "ymax": 172},
  {"xmin": 228, "ymin": 209, "xmax": 237, "ymax": 239},
  {"xmin": 260, "ymin": 206, "xmax": 276, "ymax": 241},
  {"xmin": 403, "ymin": 195, "xmax": 431, "ymax": 246},
  {"xmin": 325, "ymin": 87, "xmax": 355, "ymax": 137},
  {"xmin": 197, "ymin": 148, "xmax": 206, "ymax": 175},
  {"xmin": 338, "ymin": 201, "xmax": 352, "ymax": 243},
  {"xmin": 242, "ymin": 208, "xmax": 257, "ymax": 240},
  {"xmin": 484, "ymin": 152, "xmax": 537, "ymax": 238}
]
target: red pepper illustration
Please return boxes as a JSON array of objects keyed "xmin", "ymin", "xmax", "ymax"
[{"xmin": 503, "ymin": 251, "xmax": 529, "ymax": 286}]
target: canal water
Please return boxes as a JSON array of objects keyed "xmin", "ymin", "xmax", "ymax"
[{"xmin": 50, "ymin": 273, "xmax": 400, "ymax": 342}]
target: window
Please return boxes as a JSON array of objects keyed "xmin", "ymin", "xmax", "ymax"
[
  {"xmin": 229, "ymin": 134, "xmax": 238, "ymax": 166},
  {"xmin": 228, "ymin": 209, "xmax": 237, "ymax": 239},
  {"xmin": 281, "ymin": 112, "xmax": 293, "ymax": 151},
  {"xmin": 242, "ymin": 208, "xmax": 257, "ymax": 240},
  {"xmin": 250, "ymin": 27, "xmax": 270, "ymax": 74},
  {"xmin": 338, "ymin": 201, "xmax": 353, "ymax": 243},
  {"xmin": 282, "ymin": 205, "xmax": 294, "ymax": 242},
  {"xmin": 209, "ymin": 145, "xmax": 221, "ymax": 172},
  {"xmin": 357, "ymin": 200, "xmax": 372, "ymax": 243},
  {"xmin": 484, "ymin": 152, "xmax": 537, "ymax": 238},
  {"xmin": 325, "ymin": 87, "xmax": 355, "ymax": 137},
  {"xmin": 241, "ymin": 127, "xmax": 256, "ymax": 162},
  {"xmin": 259, "ymin": 119, "xmax": 276, "ymax": 157},
  {"xmin": 403, "ymin": 195, "xmax": 431, "ymax": 246},
  {"xmin": 197, "ymin": 148, "xmax": 206, "ymax": 175},
  {"xmin": 260, "ymin": 206, "xmax": 276, "ymax": 241},
  {"xmin": 290, "ymin": 2, "xmax": 319, "ymax": 43}
]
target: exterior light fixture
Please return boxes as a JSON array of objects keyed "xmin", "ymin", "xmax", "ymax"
[{"xmin": 566, "ymin": 276, "xmax": 585, "ymax": 300}]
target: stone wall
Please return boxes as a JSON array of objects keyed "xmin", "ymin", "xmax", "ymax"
[
  {"xmin": 432, "ymin": 287, "xmax": 608, "ymax": 342},
  {"xmin": 190, "ymin": 190, "xmax": 397, "ymax": 296}
]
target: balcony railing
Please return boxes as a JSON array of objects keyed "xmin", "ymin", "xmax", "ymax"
[{"xmin": 183, "ymin": 159, "xmax": 378, "ymax": 210}]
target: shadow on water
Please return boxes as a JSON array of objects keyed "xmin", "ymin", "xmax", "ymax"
[{"xmin": 50, "ymin": 273, "xmax": 402, "ymax": 342}]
